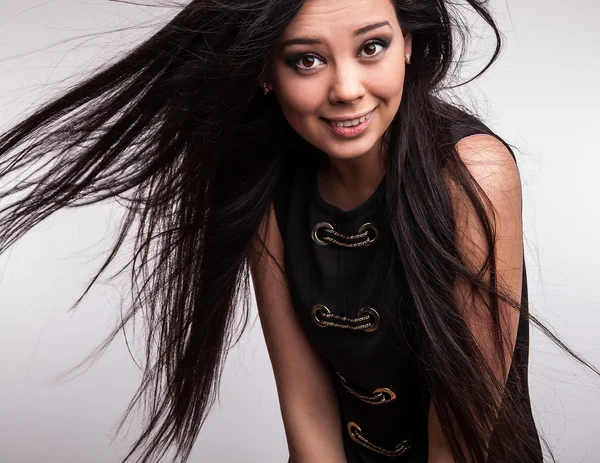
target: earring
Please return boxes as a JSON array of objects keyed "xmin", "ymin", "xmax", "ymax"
[
  {"xmin": 262, "ymin": 82, "xmax": 270, "ymax": 95},
  {"xmin": 405, "ymin": 52, "xmax": 411, "ymax": 64}
]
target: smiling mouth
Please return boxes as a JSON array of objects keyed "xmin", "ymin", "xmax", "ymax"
[{"xmin": 322, "ymin": 108, "xmax": 375, "ymax": 128}]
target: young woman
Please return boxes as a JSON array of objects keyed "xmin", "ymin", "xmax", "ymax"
[{"xmin": 0, "ymin": 0, "xmax": 596, "ymax": 462}]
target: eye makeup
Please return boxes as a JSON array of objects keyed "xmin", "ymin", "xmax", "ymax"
[{"xmin": 283, "ymin": 37, "xmax": 392, "ymax": 73}]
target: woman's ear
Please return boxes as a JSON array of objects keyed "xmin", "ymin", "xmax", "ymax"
[{"xmin": 404, "ymin": 31, "xmax": 413, "ymax": 57}]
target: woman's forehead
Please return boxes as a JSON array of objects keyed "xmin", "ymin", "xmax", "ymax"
[{"xmin": 281, "ymin": 0, "xmax": 398, "ymax": 39}]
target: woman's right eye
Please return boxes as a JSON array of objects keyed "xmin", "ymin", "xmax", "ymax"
[{"xmin": 286, "ymin": 54, "xmax": 324, "ymax": 72}]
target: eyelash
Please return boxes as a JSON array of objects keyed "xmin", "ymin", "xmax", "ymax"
[{"xmin": 285, "ymin": 38, "xmax": 391, "ymax": 73}]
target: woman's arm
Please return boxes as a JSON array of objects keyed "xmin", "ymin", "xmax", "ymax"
[
  {"xmin": 428, "ymin": 134, "xmax": 524, "ymax": 462},
  {"xmin": 249, "ymin": 203, "xmax": 347, "ymax": 463}
]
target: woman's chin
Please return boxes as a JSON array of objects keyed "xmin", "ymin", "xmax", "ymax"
[{"xmin": 320, "ymin": 135, "xmax": 382, "ymax": 161}]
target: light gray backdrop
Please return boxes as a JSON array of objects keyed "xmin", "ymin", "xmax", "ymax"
[{"xmin": 0, "ymin": 1, "xmax": 598, "ymax": 462}]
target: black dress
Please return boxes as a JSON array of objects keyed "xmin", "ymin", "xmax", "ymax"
[{"xmin": 273, "ymin": 123, "xmax": 541, "ymax": 463}]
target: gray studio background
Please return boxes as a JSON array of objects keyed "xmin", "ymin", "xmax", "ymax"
[{"xmin": 0, "ymin": 1, "xmax": 598, "ymax": 462}]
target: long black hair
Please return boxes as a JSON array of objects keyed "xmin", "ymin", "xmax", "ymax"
[{"xmin": 0, "ymin": 1, "xmax": 597, "ymax": 462}]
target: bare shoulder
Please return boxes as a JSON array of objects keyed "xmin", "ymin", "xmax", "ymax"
[
  {"xmin": 445, "ymin": 132, "xmax": 524, "ymax": 286},
  {"xmin": 452, "ymin": 133, "xmax": 522, "ymax": 201}
]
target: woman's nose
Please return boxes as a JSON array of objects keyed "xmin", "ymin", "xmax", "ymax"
[{"xmin": 328, "ymin": 63, "xmax": 365, "ymax": 104}]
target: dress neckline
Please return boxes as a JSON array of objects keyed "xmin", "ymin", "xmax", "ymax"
[{"xmin": 310, "ymin": 167, "xmax": 386, "ymax": 221}]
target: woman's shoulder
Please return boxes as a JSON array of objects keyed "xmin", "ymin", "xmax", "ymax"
[{"xmin": 448, "ymin": 115, "xmax": 517, "ymax": 165}]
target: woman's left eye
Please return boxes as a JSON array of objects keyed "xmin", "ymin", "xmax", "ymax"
[{"xmin": 360, "ymin": 40, "xmax": 389, "ymax": 58}]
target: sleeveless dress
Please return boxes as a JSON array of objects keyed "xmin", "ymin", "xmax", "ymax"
[{"xmin": 273, "ymin": 122, "xmax": 541, "ymax": 463}]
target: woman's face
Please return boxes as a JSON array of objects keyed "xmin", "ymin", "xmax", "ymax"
[{"xmin": 267, "ymin": 0, "xmax": 411, "ymax": 163}]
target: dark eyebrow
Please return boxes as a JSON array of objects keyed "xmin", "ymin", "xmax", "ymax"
[
  {"xmin": 353, "ymin": 21, "xmax": 391, "ymax": 37},
  {"xmin": 279, "ymin": 20, "xmax": 391, "ymax": 51}
]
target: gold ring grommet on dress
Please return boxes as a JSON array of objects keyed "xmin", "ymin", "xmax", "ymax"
[
  {"xmin": 336, "ymin": 372, "xmax": 396, "ymax": 404},
  {"xmin": 311, "ymin": 304, "xmax": 330, "ymax": 327},
  {"xmin": 358, "ymin": 222, "xmax": 379, "ymax": 246},
  {"xmin": 311, "ymin": 304, "xmax": 380, "ymax": 332},
  {"xmin": 347, "ymin": 421, "xmax": 412, "ymax": 457},
  {"xmin": 373, "ymin": 387, "xmax": 397, "ymax": 403},
  {"xmin": 311, "ymin": 222, "xmax": 334, "ymax": 246},
  {"xmin": 357, "ymin": 307, "xmax": 379, "ymax": 332}
]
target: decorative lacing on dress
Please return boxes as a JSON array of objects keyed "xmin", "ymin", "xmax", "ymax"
[
  {"xmin": 335, "ymin": 372, "xmax": 396, "ymax": 405},
  {"xmin": 311, "ymin": 221, "xmax": 379, "ymax": 248},
  {"xmin": 347, "ymin": 421, "xmax": 413, "ymax": 457}
]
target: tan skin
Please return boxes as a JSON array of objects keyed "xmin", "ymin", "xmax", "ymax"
[{"xmin": 253, "ymin": 0, "xmax": 523, "ymax": 461}]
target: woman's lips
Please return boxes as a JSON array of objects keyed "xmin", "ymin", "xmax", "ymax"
[{"xmin": 321, "ymin": 108, "xmax": 375, "ymax": 138}]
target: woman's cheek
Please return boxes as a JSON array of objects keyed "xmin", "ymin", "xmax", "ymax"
[
  {"xmin": 280, "ymin": 80, "xmax": 324, "ymax": 114},
  {"xmin": 374, "ymin": 59, "xmax": 406, "ymax": 98}
]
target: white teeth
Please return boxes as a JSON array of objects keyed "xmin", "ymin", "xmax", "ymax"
[{"xmin": 330, "ymin": 111, "xmax": 371, "ymax": 127}]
